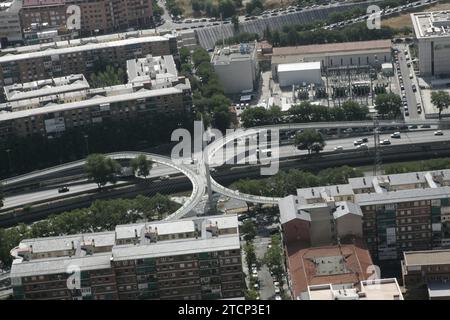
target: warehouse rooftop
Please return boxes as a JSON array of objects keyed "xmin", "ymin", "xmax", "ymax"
[
  {"xmin": 277, "ymin": 61, "xmax": 321, "ymax": 73},
  {"xmin": 272, "ymin": 40, "xmax": 391, "ymax": 57}
]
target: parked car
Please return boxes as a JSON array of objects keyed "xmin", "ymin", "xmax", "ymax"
[{"xmin": 275, "ymin": 295, "xmax": 282, "ymax": 300}]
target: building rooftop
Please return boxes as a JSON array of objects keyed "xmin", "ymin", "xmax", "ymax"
[
  {"xmin": 0, "ymin": 34, "xmax": 172, "ymax": 64},
  {"xmin": 0, "ymin": 86, "xmax": 184, "ymax": 122},
  {"xmin": 14, "ymin": 231, "xmax": 116, "ymax": 256},
  {"xmin": 10, "ymin": 252, "xmax": 113, "ymax": 278},
  {"xmin": 297, "ymin": 184, "xmax": 354, "ymax": 200},
  {"xmin": 287, "ymin": 244, "xmax": 373, "ymax": 298},
  {"xmin": 10, "ymin": 215, "xmax": 240, "ymax": 279},
  {"xmin": 355, "ymin": 186, "xmax": 450, "ymax": 206},
  {"xmin": 115, "ymin": 219, "xmax": 196, "ymax": 240},
  {"xmin": 127, "ymin": 55, "xmax": 178, "ymax": 87},
  {"xmin": 277, "ymin": 61, "xmax": 321, "ymax": 73},
  {"xmin": 112, "ymin": 235, "xmax": 240, "ymax": 261},
  {"xmin": 272, "ymin": 40, "xmax": 391, "ymax": 61},
  {"xmin": 4, "ymin": 74, "xmax": 90, "ymax": 102},
  {"xmin": 333, "ymin": 201, "xmax": 363, "ymax": 219},
  {"xmin": 403, "ymin": 249, "xmax": 450, "ymax": 266},
  {"xmin": 211, "ymin": 42, "xmax": 257, "ymax": 65},
  {"xmin": 411, "ymin": 11, "xmax": 450, "ymax": 39},
  {"xmin": 427, "ymin": 280, "xmax": 450, "ymax": 299},
  {"xmin": 306, "ymin": 278, "xmax": 403, "ymax": 300}
]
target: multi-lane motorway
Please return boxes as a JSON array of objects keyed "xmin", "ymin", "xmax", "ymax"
[{"xmin": 1, "ymin": 122, "xmax": 449, "ymax": 218}]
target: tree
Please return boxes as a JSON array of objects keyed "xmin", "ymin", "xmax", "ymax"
[
  {"xmin": 85, "ymin": 154, "xmax": 122, "ymax": 189},
  {"xmin": 294, "ymin": 129, "xmax": 326, "ymax": 154},
  {"xmin": 341, "ymin": 100, "xmax": 369, "ymax": 120},
  {"xmin": 192, "ymin": 48, "xmax": 211, "ymax": 67},
  {"xmin": 374, "ymin": 93, "xmax": 402, "ymax": 119},
  {"xmin": 131, "ymin": 154, "xmax": 153, "ymax": 179},
  {"xmin": 244, "ymin": 242, "xmax": 257, "ymax": 271},
  {"xmin": 0, "ymin": 184, "xmax": 3, "ymax": 208},
  {"xmin": 179, "ymin": 47, "xmax": 190, "ymax": 65},
  {"xmin": 232, "ymin": 15, "xmax": 239, "ymax": 31},
  {"xmin": 241, "ymin": 220, "xmax": 257, "ymax": 241},
  {"xmin": 231, "ymin": 179, "xmax": 268, "ymax": 211},
  {"xmin": 245, "ymin": 289, "xmax": 259, "ymax": 300},
  {"xmin": 431, "ymin": 91, "xmax": 450, "ymax": 119},
  {"xmin": 264, "ymin": 235, "xmax": 284, "ymax": 283},
  {"xmin": 90, "ymin": 65, "xmax": 126, "ymax": 88},
  {"xmin": 218, "ymin": 0, "xmax": 236, "ymax": 18}
]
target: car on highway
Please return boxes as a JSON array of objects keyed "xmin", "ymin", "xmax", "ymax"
[
  {"xmin": 58, "ymin": 186, "xmax": 70, "ymax": 193},
  {"xmin": 409, "ymin": 125, "xmax": 418, "ymax": 129},
  {"xmin": 405, "ymin": 110, "xmax": 410, "ymax": 116},
  {"xmin": 362, "ymin": 137, "xmax": 369, "ymax": 143},
  {"xmin": 353, "ymin": 139, "xmax": 363, "ymax": 146},
  {"xmin": 391, "ymin": 132, "xmax": 401, "ymax": 138},
  {"xmin": 356, "ymin": 143, "xmax": 368, "ymax": 150},
  {"xmin": 160, "ymin": 175, "xmax": 170, "ymax": 181},
  {"xmin": 435, "ymin": 130, "xmax": 444, "ymax": 136},
  {"xmin": 334, "ymin": 146, "xmax": 344, "ymax": 152},
  {"xmin": 380, "ymin": 139, "xmax": 391, "ymax": 145},
  {"xmin": 421, "ymin": 124, "xmax": 431, "ymax": 128}
]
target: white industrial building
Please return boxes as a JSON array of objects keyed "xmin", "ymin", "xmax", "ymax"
[
  {"xmin": 277, "ymin": 61, "xmax": 322, "ymax": 87},
  {"xmin": 381, "ymin": 63, "xmax": 393, "ymax": 76},
  {"xmin": 211, "ymin": 42, "xmax": 259, "ymax": 94},
  {"xmin": 271, "ymin": 40, "xmax": 392, "ymax": 78},
  {"xmin": 412, "ymin": 11, "xmax": 450, "ymax": 77}
]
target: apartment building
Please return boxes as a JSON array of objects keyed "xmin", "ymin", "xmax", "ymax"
[
  {"xmin": 402, "ymin": 249, "xmax": 450, "ymax": 299},
  {"xmin": 278, "ymin": 169, "xmax": 450, "ymax": 263},
  {"xmin": 19, "ymin": 0, "xmax": 153, "ymax": 37},
  {"xmin": 304, "ymin": 278, "xmax": 404, "ymax": 300},
  {"xmin": 0, "ymin": 32, "xmax": 178, "ymax": 86},
  {"xmin": 0, "ymin": 54, "xmax": 192, "ymax": 139},
  {"xmin": 0, "ymin": 0, "xmax": 22, "ymax": 44},
  {"xmin": 9, "ymin": 215, "xmax": 244, "ymax": 300}
]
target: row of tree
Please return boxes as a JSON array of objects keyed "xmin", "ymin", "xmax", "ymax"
[
  {"xmin": 384, "ymin": 157, "xmax": 450, "ymax": 175},
  {"xmin": 0, "ymin": 194, "xmax": 180, "ymax": 268},
  {"xmin": 0, "ymin": 112, "xmax": 193, "ymax": 179},
  {"xmin": 231, "ymin": 165, "xmax": 364, "ymax": 202},
  {"xmin": 265, "ymin": 23, "xmax": 395, "ymax": 47},
  {"xmin": 239, "ymin": 96, "xmax": 403, "ymax": 129}
]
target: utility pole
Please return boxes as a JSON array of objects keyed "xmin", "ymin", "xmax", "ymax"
[
  {"xmin": 373, "ymin": 116, "xmax": 382, "ymax": 176},
  {"xmin": 199, "ymin": 116, "xmax": 216, "ymax": 215}
]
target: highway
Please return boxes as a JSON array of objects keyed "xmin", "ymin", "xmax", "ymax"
[{"xmin": 2, "ymin": 120, "xmax": 450, "ymax": 219}]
